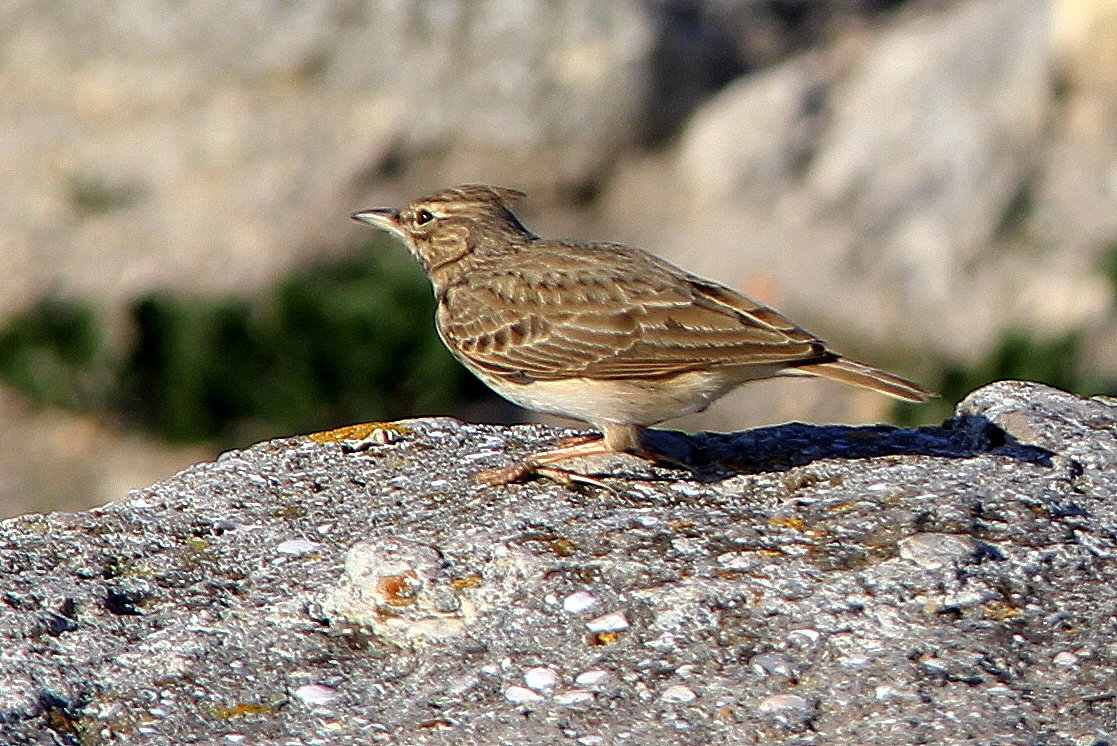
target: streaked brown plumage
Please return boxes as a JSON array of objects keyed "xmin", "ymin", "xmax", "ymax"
[{"xmin": 352, "ymin": 184, "xmax": 935, "ymax": 485}]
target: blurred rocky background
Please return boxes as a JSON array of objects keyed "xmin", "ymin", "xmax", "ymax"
[{"xmin": 2, "ymin": 0, "xmax": 1115, "ymax": 517}]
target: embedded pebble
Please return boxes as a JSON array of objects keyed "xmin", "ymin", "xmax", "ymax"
[
  {"xmin": 660, "ymin": 684, "xmax": 697, "ymax": 703},
  {"xmin": 504, "ymin": 686, "xmax": 542, "ymax": 703},
  {"xmin": 224, "ymin": 736, "xmax": 246, "ymax": 745},
  {"xmin": 574, "ymin": 669, "xmax": 609, "ymax": 687},
  {"xmin": 586, "ymin": 612, "xmax": 629, "ymax": 632},
  {"xmin": 841, "ymin": 653, "xmax": 871, "ymax": 669},
  {"xmin": 577, "ymin": 737, "xmax": 605, "ymax": 746},
  {"xmin": 554, "ymin": 690, "xmax": 595, "ymax": 705},
  {"xmin": 523, "ymin": 667, "xmax": 558, "ymax": 692},
  {"xmin": 563, "ymin": 591, "xmax": 597, "ymax": 613},
  {"xmin": 750, "ymin": 652, "xmax": 795, "ymax": 678},
  {"xmin": 875, "ymin": 684, "xmax": 908, "ymax": 701},
  {"xmin": 1053, "ymin": 651, "xmax": 1079, "ymax": 666},
  {"xmin": 276, "ymin": 539, "xmax": 321, "ymax": 556},
  {"xmin": 293, "ymin": 684, "xmax": 337, "ymax": 706},
  {"xmin": 669, "ymin": 482, "xmax": 704, "ymax": 497},
  {"xmin": 899, "ymin": 533, "xmax": 976, "ymax": 569},
  {"xmin": 757, "ymin": 693, "xmax": 813, "ymax": 715}
]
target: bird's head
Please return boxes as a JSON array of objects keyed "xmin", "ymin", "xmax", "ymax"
[{"xmin": 352, "ymin": 184, "xmax": 532, "ymax": 275}]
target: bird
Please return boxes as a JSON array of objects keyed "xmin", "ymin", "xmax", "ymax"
[{"xmin": 351, "ymin": 184, "xmax": 935, "ymax": 486}]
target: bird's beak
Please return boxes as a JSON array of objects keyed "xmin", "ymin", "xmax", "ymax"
[{"xmin": 351, "ymin": 208, "xmax": 401, "ymax": 230}]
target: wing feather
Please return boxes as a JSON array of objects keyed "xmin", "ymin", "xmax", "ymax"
[{"xmin": 438, "ymin": 242, "xmax": 831, "ymax": 381}]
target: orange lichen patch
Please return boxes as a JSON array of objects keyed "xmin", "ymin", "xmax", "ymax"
[
  {"xmin": 983, "ymin": 600, "xmax": 1023, "ymax": 620},
  {"xmin": 669, "ymin": 519, "xmax": 695, "ymax": 531},
  {"xmin": 307, "ymin": 422, "xmax": 413, "ymax": 443},
  {"xmin": 550, "ymin": 538, "xmax": 578, "ymax": 557},
  {"xmin": 588, "ymin": 631, "xmax": 621, "ymax": 646},
  {"xmin": 214, "ymin": 702, "xmax": 276, "ymax": 719},
  {"xmin": 376, "ymin": 571, "xmax": 421, "ymax": 607},
  {"xmin": 768, "ymin": 516, "xmax": 805, "ymax": 531},
  {"xmin": 826, "ymin": 501, "xmax": 859, "ymax": 513},
  {"xmin": 451, "ymin": 574, "xmax": 483, "ymax": 589}
]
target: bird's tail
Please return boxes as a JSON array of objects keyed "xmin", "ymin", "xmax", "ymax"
[{"xmin": 794, "ymin": 357, "xmax": 936, "ymax": 403}]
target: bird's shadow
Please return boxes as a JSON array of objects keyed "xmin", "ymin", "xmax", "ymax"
[{"xmin": 636, "ymin": 412, "xmax": 1053, "ymax": 483}]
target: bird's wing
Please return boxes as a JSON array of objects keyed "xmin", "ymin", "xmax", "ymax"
[{"xmin": 438, "ymin": 243, "xmax": 832, "ymax": 382}]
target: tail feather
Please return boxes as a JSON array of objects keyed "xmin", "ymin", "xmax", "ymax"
[{"xmin": 794, "ymin": 357, "xmax": 936, "ymax": 403}]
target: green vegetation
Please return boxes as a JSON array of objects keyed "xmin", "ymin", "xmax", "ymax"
[
  {"xmin": 68, "ymin": 173, "xmax": 143, "ymax": 214},
  {"xmin": 0, "ymin": 237, "xmax": 473, "ymax": 444}
]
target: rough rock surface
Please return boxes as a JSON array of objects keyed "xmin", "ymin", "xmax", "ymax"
[{"xmin": 2, "ymin": 380, "xmax": 1116, "ymax": 744}]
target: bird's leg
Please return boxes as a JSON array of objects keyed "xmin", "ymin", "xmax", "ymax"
[{"xmin": 475, "ymin": 423, "xmax": 647, "ymax": 487}]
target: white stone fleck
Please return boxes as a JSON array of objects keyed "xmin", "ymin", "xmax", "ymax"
[
  {"xmin": 660, "ymin": 684, "xmax": 697, "ymax": 703},
  {"xmin": 480, "ymin": 663, "xmax": 499, "ymax": 675},
  {"xmin": 293, "ymin": 684, "xmax": 337, "ymax": 706},
  {"xmin": 1054, "ymin": 651, "xmax": 1079, "ymax": 666},
  {"xmin": 939, "ymin": 590, "xmax": 994, "ymax": 609},
  {"xmin": 563, "ymin": 591, "xmax": 598, "ymax": 613},
  {"xmin": 554, "ymin": 690, "xmax": 595, "ymax": 705},
  {"xmin": 276, "ymin": 539, "xmax": 321, "ymax": 556},
  {"xmin": 223, "ymin": 735, "xmax": 246, "ymax": 745},
  {"xmin": 504, "ymin": 685, "xmax": 542, "ymax": 703},
  {"xmin": 461, "ymin": 449, "xmax": 502, "ymax": 462},
  {"xmin": 369, "ymin": 427, "xmax": 402, "ymax": 445},
  {"xmin": 586, "ymin": 612, "xmax": 629, "ymax": 632},
  {"xmin": 670, "ymin": 537, "xmax": 704, "ymax": 554},
  {"xmin": 428, "ymin": 479, "xmax": 450, "ymax": 488},
  {"xmin": 669, "ymin": 482, "xmax": 704, "ymax": 496},
  {"xmin": 787, "ymin": 628, "xmax": 821, "ymax": 645},
  {"xmin": 577, "ymin": 736, "xmax": 605, "ymax": 746},
  {"xmin": 757, "ymin": 693, "xmax": 813, "ymax": 714},
  {"xmin": 523, "ymin": 666, "xmax": 558, "ymax": 692},
  {"xmin": 574, "ymin": 669, "xmax": 609, "ymax": 687},
  {"xmin": 922, "ymin": 657, "xmax": 950, "ymax": 675},
  {"xmin": 875, "ymin": 684, "xmax": 904, "ymax": 701},
  {"xmin": 841, "ymin": 653, "xmax": 871, "ymax": 669}
]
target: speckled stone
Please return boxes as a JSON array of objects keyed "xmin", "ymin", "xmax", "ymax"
[{"xmin": 1, "ymin": 383, "xmax": 1116, "ymax": 744}]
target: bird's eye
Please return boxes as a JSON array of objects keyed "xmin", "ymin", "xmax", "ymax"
[{"xmin": 415, "ymin": 209, "xmax": 435, "ymax": 225}]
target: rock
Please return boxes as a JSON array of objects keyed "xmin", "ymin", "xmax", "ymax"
[
  {"xmin": 1, "ymin": 381, "xmax": 1116, "ymax": 743},
  {"xmin": 604, "ymin": 0, "xmax": 1100, "ymax": 368}
]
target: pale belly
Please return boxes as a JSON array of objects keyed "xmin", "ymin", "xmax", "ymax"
[{"xmin": 474, "ymin": 367, "xmax": 786, "ymax": 427}]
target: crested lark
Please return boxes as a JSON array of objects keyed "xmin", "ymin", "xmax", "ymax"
[{"xmin": 352, "ymin": 184, "xmax": 935, "ymax": 486}]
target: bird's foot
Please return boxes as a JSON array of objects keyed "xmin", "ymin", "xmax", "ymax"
[
  {"xmin": 474, "ymin": 433, "xmax": 615, "ymax": 489},
  {"xmin": 474, "ymin": 461, "xmax": 614, "ymax": 491}
]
